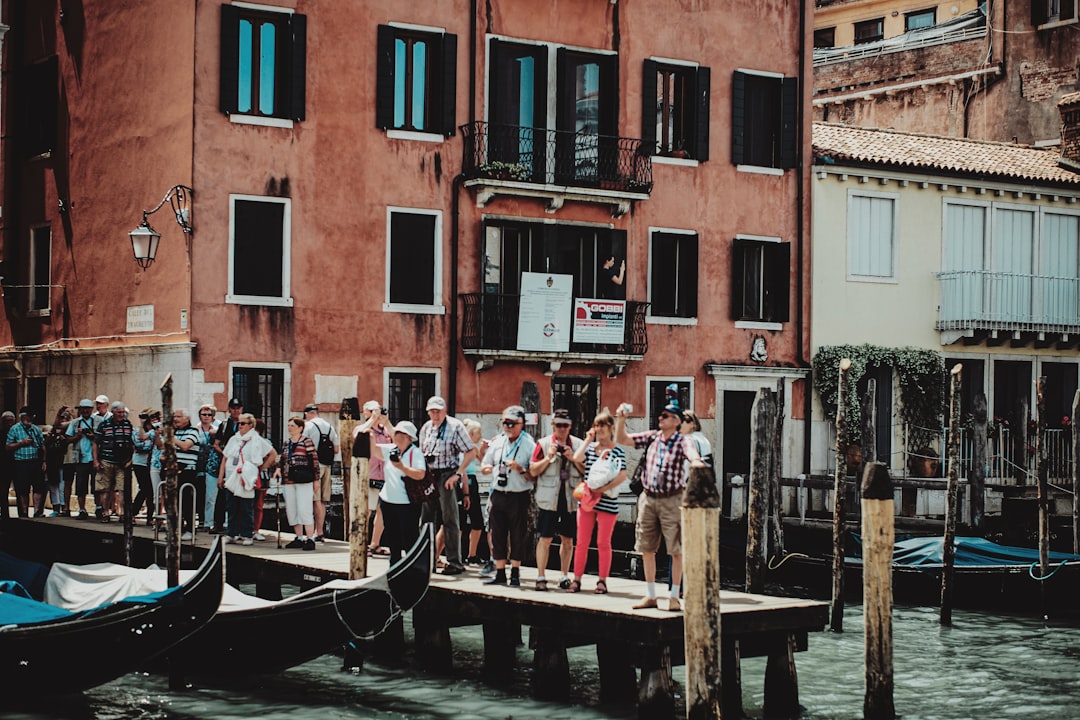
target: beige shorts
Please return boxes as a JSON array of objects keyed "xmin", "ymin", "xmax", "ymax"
[
  {"xmin": 634, "ymin": 492, "xmax": 683, "ymax": 556},
  {"xmin": 317, "ymin": 464, "xmax": 333, "ymax": 502},
  {"xmin": 95, "ymin": 461, "xmax": 127, "ymax": 493}
]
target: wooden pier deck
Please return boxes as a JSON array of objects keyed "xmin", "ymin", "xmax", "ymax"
[{"xmin": 6, "ymin": 516, "xmax": 829, "ymax": 719}]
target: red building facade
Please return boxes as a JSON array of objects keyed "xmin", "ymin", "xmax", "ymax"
[{"xmin": 1, "ymin": 1, "xmax": 811, "ymax": 478}]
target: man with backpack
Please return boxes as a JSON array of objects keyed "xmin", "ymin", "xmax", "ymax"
[{"xmin": 303, "ymin": 403, "xmax": 339, "ymax": 543}]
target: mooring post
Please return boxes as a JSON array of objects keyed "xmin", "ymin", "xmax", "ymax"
[
  {"xmin": 683, "ymin": 464, "xmax": 721, "ymax": 719},
  {"xmin": 1036, "ymin": 377, "xmax": 1050, "ymax": 586},
  {"xmin": 831, "ymin": 358, "xmax": 852, "ymax": 632},
  {"xmin": 747, "ymin": 388, "xmax": 776, "ymax": 594},
  {"xmin": 971, "ymin": 393, "xmax": 987, "ymax": 533},
  {"xmin": 638, "ymin": 644, "xmax": 675, "ymax": 720},
  {"xmin": 1072, "ymin": 390, "xmax": 1080, "ymax": 556},
  {"xmin": 862, "ymin": 462, "xmax": 895, "ymax": 720},
  {"xmin": 940, "ymin": 364, "xmax": 962, "ymax": 626}
]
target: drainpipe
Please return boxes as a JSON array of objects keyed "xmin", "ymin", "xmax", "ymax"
[
  {"xmin": 449, "ymin": 0, "xmax": 478, "ymax": 415},
  {"xmin": 798, "ymin": 0, "xmax": 812, "ymax": 475}
]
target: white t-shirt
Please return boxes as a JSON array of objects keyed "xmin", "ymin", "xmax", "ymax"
[{"xmin": 377, "ymin": 443, "xmax": 426, "ymax": 505}]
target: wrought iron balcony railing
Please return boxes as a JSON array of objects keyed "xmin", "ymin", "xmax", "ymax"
[
  {"xmin": 461, "ymin": 293, "xmax": 649, "ymax": 356},
  {"xmin": 460, "ymin": 121, "xmax": 654, "ymax": 194},
  {"xmin": 937, "ymin": 270, "xmax": 1080, "ymax": 334}
]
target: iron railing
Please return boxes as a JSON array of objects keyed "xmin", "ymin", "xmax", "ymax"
[
  {"xmin": 460, "ymin": 121, "xmax": 653, "ymax": 194},
  {"xmin": 937, "ymin": 270, "xmax": 1080, "ymax": 334},
  {"xmin": 461, "ymin": 293, "xmax": 649, "ymax": 356}
]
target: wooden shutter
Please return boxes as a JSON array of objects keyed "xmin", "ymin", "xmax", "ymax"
[
  {"xmin": 731, "ymin": 71, "xmax": 746, "ymax": 165},
  {"xmin": 694, "ymin": 66, "xmax": 711, "ymax": 161},
  {"xmin": 764, "ymin": 242, "xmax": 791, "ymax": 323},
  {"xmin": 289, "ymin": 14, "xmax": 307, "ymax": 121},
  {"xmin": 731, "ymin": 238, "xmax": 747, "ymax": 320},
  {"xmin": 641, "ymin": 59, "xmax": 658, "ymax": 154},
  {"xmin": 779, "ymin": 76, "xmax": 799, "ymax": 169},
  {"xmin": 219, "ymin": 4, "xmax": 240, "ymax": 115},
  {"xmin": 375, "ymin": 25, "xmax": 396, "ymax": 129},
  {"xmin": 439, "ymin": 33, "xmax": 458, "ymax": 136}
]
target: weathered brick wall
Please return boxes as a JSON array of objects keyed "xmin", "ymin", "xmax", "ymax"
[{"xmin": 814, "ymin": 37, "xmax": 987, "ymax": 95}]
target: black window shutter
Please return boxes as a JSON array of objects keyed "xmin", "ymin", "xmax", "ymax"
[
  {"xmin": 440, "ymin": 33, "xmax": 458, "ymax": 136},
  {"xmin": 764, "ymin": 242, "xmax": 791, "ymax": 323},
  {"xmin": 694, "ymin": 66, "xmax": 711, "ymax": 161},
  {"xmin": 1031, "ymin": 1, "xmax": 1049, "ymax": 25},
  {"xmin": 731, "ymin": 71, "xmax": 746, "ymax": 165},
  {"xmin": 731, "ymin": 238, "xmax": 747, "ymax": 320},
  {"xmin": 779, "ymin": 76, "xmax": 799, "ymax": 169},
  {"xmin": 220, "ymin": 4, "xmax": 240, "ymax": 115},
  {"xmin": 289, "ymin": 14, "xmax": 307, "ymax": 121},
  {"xmin": 641, "ymin": 60, "xmax": 658, "ymax": 154},
  {"xmin": 375, "ymin": 25, "xmax": 396, "ymax": 129},
  {"xmin": 680, "ymin": 234, "xmax": 699, "ymax": 318}
]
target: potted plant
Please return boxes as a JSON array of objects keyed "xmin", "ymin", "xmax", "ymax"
[{"xmin": 476, "ymin": 161, "xmax": 530, "ymax": 182}]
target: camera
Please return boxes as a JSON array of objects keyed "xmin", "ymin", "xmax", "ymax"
[
  {"xmin": 496, "ymin": 462, "xmax": 509, "ymax": 487},
  {"xmin": 388, "ymin": 448, "xmax": 401, "ymax": 463}
]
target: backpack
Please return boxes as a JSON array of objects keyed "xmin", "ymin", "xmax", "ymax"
[{"xmin": 315, "ymin": 423, "xmax": 335, "ymax": 465}]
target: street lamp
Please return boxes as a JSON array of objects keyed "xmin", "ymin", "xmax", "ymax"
[{"xmin": 129, "ymin": 184, "xmax": 194, "ymax": 269}]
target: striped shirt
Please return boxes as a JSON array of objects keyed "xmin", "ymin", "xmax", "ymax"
[
  {"xmin": 631, "ymin": 430, "xmax": 692, "ymax": 497},
  {"xmin": 583, "ymin": 443, "xmax": 625, "ymax": 515},
  {"xmin": 7, "ymin": 422, "xmax": 45, "ymax": 462},
  {"xmin": 173, "ymin": 426, "xmax": 203, "ymax": 471}
]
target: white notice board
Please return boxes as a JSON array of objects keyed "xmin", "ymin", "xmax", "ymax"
[{"xmin": 516, "ymin": 272, "xmax": 573, "ymax": 352}]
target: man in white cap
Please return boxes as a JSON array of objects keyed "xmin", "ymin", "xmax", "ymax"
[
  {"xmin": 65, "ymin": 398, "xmax": 102, "ymax": 518},
  {"xmin": 303, "ymin": 403, "xmax": 339, "ymax": 542},
  {"xmin": 418, "ymin": 395, "xmax": 476, "ymax": 575},
  {"xmin": 480, "ymin": 405, "xmax": 536, "ymax": 587}
]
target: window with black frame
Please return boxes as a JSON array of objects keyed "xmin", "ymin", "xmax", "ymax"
[
  {"xmin": 375, "ymin": 25, "xmax": 457, "ymax": 136},
  {"xmin": 388, "ymin": 372, "xmax": 436, "ymax": 429},
  {"xmin": 219, "ymin": 5, "xmax": 306, "ymax": 121}
]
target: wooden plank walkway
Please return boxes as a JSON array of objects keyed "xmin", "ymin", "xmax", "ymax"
[{"xmin": 6, "ymin": 516, "xmax": 829, "ymax": 719}]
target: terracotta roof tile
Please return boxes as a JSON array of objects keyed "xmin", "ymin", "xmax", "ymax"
[{"xmin": 813, "ymin": 123, "xmax": 1080, "ymax": 187}]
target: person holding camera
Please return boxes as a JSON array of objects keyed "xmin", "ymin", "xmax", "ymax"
[
  {"xmin": 370, "ymin": 420, "xmax": 427, "ymax": 563},
  {"xmin": 480, "ymin": 405, "xmax": 536, "ymax": 587},
  {"xmin": 65, "ymin": 398, "xmax": 101, "ymax": 519},
  {"xmin": 527, "ymin": 408, "xmax": 584, "ymax": 591},
  {"xmin": 418, "ymin": 395, "xmax": 476, "ymax": 576}
]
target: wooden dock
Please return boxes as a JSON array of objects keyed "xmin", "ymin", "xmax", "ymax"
[{"xmin": 4, "ymin": 516, "xmax": 829, "ymax": 719}]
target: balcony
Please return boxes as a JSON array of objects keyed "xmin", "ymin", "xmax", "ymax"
[
  {"xmin": 460, "ymin": 121, "xmax": 653, "ymax": 218},
  {"xmin": 461, "ymin": 293, "xmax": 649, "ymax": 375},
  {"xmin": 937, "ymin": 270, "xmax": 1080, "ymax": 345}
]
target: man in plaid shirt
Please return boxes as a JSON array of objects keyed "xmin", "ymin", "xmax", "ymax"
[
  {"xmin": 418, "ymin": 395, "xmax": 476, "ymax": 575},
  {"xmin": 615, "ymin": 401, "xmax": 704, "ymax": 612}
]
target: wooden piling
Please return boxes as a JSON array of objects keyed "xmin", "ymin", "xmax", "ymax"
[
  {"xmin": 682, "ymin": 464, "xmax": 722, "ymax": 720},
  {"xmin": 1072, "ymin": 390, "xmax": 1080, "ymax": 556},
  {"xmin": 1036, "ymin": 377, "xmax": 1049, "ymax": 583},
  {"xmin": 830, "ymin": 358, "xmax": 851, "ymax": 632},
  {"xmin": 747, "ymin": 388, "xmax": 776, "ymax": 594},
  {"xmin": 770, "ymin": 378, "xmax": 786, "ymax": 560},
  {"xmin": 940, "ymin": 364, "xmax": 962, "ymax": 626},
  {"xmin": 862, "ymin": 462, "xmax": 895, "ymax": 720},
  {"xmin": 970, "ymin": 393, "xmax": 987, "ymax": 533}
]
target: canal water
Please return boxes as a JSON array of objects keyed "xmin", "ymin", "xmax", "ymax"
[{"xmin": 10, "ymin": 603, "xmax": 1080, "ymax": 719}]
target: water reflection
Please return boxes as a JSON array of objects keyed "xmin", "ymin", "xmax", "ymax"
[{"xmin": 10, "ymin": 605, "xmax": 1080, "ymax": 720}]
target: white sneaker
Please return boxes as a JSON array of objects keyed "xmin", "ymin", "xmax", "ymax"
[
  {"xmin": 241, "ymin": 537, "xmax": 254, "ymax": 546},
  {"xmin": 252, "ymin": 532, "xmax": 266, "ymax": 541},
  {"xmin": 181, "ymin": 531, "xmax": 193, "ymax": 541}
]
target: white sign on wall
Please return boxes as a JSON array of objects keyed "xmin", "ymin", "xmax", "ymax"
[
  {"xmin": 126, "ymin": 304, "xmax": 154, "ymax": 333},
  {"xmin": 516, "ymin": 272, "xmax": 573, "ymax": 352}
]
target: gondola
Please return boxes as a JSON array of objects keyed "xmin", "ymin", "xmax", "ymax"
[
  {"xmin": 42, "ymin": 524, "xmax": 434, "ymax": 675},
  {"xmin": 768, "ymin": 535, "xmax": 1080, "ymax": 615},
  {"xmin": 0, "ymin": 536, "xmax": 225, "ymax": 694}
]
